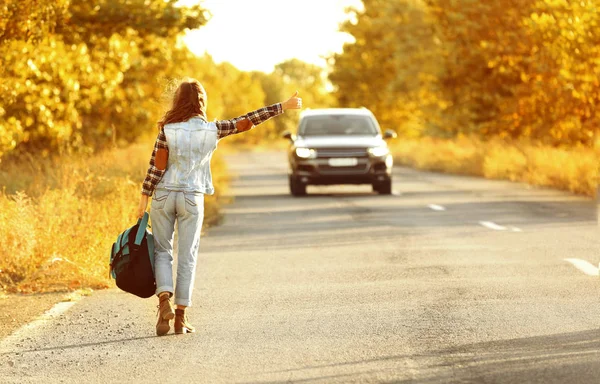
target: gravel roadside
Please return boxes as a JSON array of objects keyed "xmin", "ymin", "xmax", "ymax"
[{"xmin": 0, "ymin": 292, "xmax": 80, "ymax": 339}]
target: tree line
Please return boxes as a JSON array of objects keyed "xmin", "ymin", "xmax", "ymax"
[
  {"xmin": 330, "ymin": 0, "xmax": 600, "ymax": 147},
  {"xmin": 6, "ymin": 0, "xmax": 586, "ymax": 158},
  {"xmin": 0, "ymin": 0, "xmax": 332, "ymax": 161}
]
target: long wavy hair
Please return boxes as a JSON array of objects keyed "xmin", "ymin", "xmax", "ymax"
[{"xmin": 157, "ymin": 78, "xmax": 207, "ymax": 130}]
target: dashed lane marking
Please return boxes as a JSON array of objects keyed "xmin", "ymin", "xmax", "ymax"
[
  {"xmin": 564, "ymin": 258, "xmax": 599, "ymax": 276},
  {"xmin": 428, "ymin": 204, "xmax": 446, "ymax": 211},
  {"xmin": 479, "ymin": 221, "xmax": 507, "ymax": 231}
]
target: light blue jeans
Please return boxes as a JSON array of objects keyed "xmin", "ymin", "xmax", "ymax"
[{"xmin": 150, "ymin": 189, "xmax": 204, "ymax": 307}]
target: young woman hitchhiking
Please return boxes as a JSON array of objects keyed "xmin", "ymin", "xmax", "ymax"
[{"xmin": 136, "ymin": 79, "xmax": 302, "ymax": 336}]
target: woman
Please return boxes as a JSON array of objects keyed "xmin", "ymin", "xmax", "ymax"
[{"xmin": 137, "ymin": 79, "xmax": 302, "ymax": 336}]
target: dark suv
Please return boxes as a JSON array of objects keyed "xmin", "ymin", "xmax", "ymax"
[{"xmin": 282, "ymin": 108, "xmax": 397, "ymax": 196}]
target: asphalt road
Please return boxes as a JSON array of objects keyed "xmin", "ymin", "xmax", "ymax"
[{"xmin": 1, "ymin": 151, "xmax": 599, "ymax": 383}]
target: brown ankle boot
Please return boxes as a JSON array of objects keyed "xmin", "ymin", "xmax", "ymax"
[
  {"xmin": 156, "ymin": 294, "xmax": 175, "ymax": 336},
  {"xmin": 174, "ymin": 309, "xmax": 195, "ymax": 334}
]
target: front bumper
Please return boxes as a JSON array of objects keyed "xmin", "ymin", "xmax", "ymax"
[{"xmin": 291, "ymin": 154, "xmax": 393, "ymax": 185}]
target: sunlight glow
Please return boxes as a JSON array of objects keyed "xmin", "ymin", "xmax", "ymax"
[{"xmin": 179, "ymin": 0, "xmax": 363, "ymax": 73}]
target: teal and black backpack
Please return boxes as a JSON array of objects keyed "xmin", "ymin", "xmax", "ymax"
[{"xmin": 109, "ymin": 212, "xmax": 156, "ymax": 298}]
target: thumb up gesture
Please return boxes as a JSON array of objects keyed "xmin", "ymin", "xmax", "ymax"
[{"xmin": 281, "ymin": 91, "xmax": 303, "ymax": 111}]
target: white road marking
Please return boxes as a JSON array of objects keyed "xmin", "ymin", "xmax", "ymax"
[
  {"xmin": 509, "ymin": 226, "xmax": 523, "ymax": 232},
  {"xmin": 479, "ymin": 221, "xmax": 507, "ymax": 231},
  {"xmin": 428, "ymin": 204, "xmax": 446, "ymax": 211},
  {"xmin": 0, "ymin": 296, "xmax": 82, "ymax": 353},
  {"xmin": 392, "ymin": 191, "xmax": 402, "ymax": 196},
  {"xmin": 564, "ymin": 258, "xmax": 600, "ymax": 276}
]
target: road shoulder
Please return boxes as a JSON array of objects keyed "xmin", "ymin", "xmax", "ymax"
[{"xmin": 0, "ymin": 291, "xmax": 83, "ymax": 340}]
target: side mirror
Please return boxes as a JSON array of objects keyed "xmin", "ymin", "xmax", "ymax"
[
  {"xmin": 383, "ymin": 130, "xmax": 397, "ymax": 140},
  {"xmin": 281, "ymin": 130, "xmax": 296, "ymax": 142}
]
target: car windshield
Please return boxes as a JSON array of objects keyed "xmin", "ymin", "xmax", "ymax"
[{"xmin": 299, "ymin": 115, "xmax": 378, "ymax": 136}]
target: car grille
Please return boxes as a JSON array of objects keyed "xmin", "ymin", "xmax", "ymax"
[
  {"xmin": 315, "ymin": 147, "xmax": 368, "ymax": 158},
  {"xmin": 319, "ymin": 163, "xmax": 369, "ymax": 175}
]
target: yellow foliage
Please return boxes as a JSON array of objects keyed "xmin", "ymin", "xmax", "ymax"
[
  {"xmin": 522, "ymin": 145, "xmax": 598, "ymax": 197},
  {"xmin": 391, "ymin": 136, "xmax": 484, "ymax": 176},
  {"xmin": 332, "ymin": 0, "xmax": 600, "ymax": 147},
  {"xmin": 391, "ymin": 137, "xmax": 598, "ymax": 197},
  {"xmin": 0, "ymin": 0, "xmax": 208, "ymax": 159},
  {"xmin": 483, "ymin": 145, "xmax": 528, "ymax": 182}
]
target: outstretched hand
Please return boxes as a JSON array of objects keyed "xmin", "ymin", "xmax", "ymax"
[{"xmin": 281, "ymin": 91, "xmax": 303, "ymax": 111}]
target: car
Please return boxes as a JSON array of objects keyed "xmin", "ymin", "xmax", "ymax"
[{"xmin": 281, "ymin": 108, "xmax": 397, "ymax": 196}]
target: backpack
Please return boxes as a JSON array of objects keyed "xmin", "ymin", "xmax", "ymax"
[{"xmin": 109, "ymin": 212, "xmax": 156, "ymax": 298}]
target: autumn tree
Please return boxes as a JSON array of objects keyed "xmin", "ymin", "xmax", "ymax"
[
  {"xmin": 428, "ymin": 0, "xmax": 600, "ymax": 145},
  {"xmin": 251, "ymin": 59, "xmax": 335, "ymax": 141},
  {"xmin": 331, "ymin": 0, "xmax": 600, "ymax": 146},
  {"xmin": 0, "ymin": 0, "xmax": 208, "ymax": 159},
  {"xmin": 330, "ymin": 0, "xmax": 441, "ymax": 137}
]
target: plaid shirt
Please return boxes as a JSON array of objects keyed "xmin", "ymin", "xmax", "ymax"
[{"xmin": 141, "ymin": 103, "xmax": 283, "ymax": 196}]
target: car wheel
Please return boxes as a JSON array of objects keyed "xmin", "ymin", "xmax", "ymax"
[
  {"xmin": 289, "ymin": 175, "xmax": 307, "ymax": 197},
  {"xmin": 377, "ymin": 179, "xmax": 392, "ymax": 195}
]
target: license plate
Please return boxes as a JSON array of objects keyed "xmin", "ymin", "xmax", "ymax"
[{"xmin": 328, "ymin": 158, "xmax": 358, "ymax": 167}]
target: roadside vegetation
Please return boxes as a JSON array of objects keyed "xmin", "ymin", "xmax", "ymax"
[
  {"xmin": 0, "ymin": 141, "xmax": 229, "ymax": 293},
  {"xmin": 330, "ymin": 0, "xmax": 599, "ymax": 196},
  {"xmin": 390, "ymin": 137, "xmax": 598, "ymax": 197}
]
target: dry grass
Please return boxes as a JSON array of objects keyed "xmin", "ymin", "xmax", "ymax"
[
  {"xmin": 391, "ymin": 136, "xmax": 599, "ymax": 197},
  {"xmin": 0, "ymin": 140, "xmax": 229, "ymax": 293}
]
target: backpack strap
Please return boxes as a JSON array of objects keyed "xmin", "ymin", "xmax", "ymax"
[
  {"xmin": 110, "ymin": 227, "xmax": 131, "ymax": 272},
  {"xmin": 109, "ymin": 231, "xmax": 126, "ymax": 279},
  {"xmin": 114, "ymin": 232, "xmax": 125, "ymax": 258},
  {"xmin": 134, "ymin": 211, "xmax": 149, "ymax": 247},
  {"xmin": 147, "ymin": 232, "xmax": 155, "ymax": 273}
]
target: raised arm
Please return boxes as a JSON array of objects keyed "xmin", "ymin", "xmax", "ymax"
[{"xmin": 216, "ymin": 92, "xmax": 303, "ymax": 139}]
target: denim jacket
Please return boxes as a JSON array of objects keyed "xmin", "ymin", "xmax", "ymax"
[
  {"xmin": 156, "ymin": 118, "xmax": 218, "ymax": 195},
  {"xmin": 142, "ymin": 103, "xmax": 283, "ymax": 196}
]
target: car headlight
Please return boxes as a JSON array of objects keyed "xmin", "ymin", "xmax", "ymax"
[
  {"xmin": 295, "ymin": 147, "xmax": 316, "ymax": 159},
  {"xmin": 368, "ymin": 146, "xmax": 389, "ymax": 157}
]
